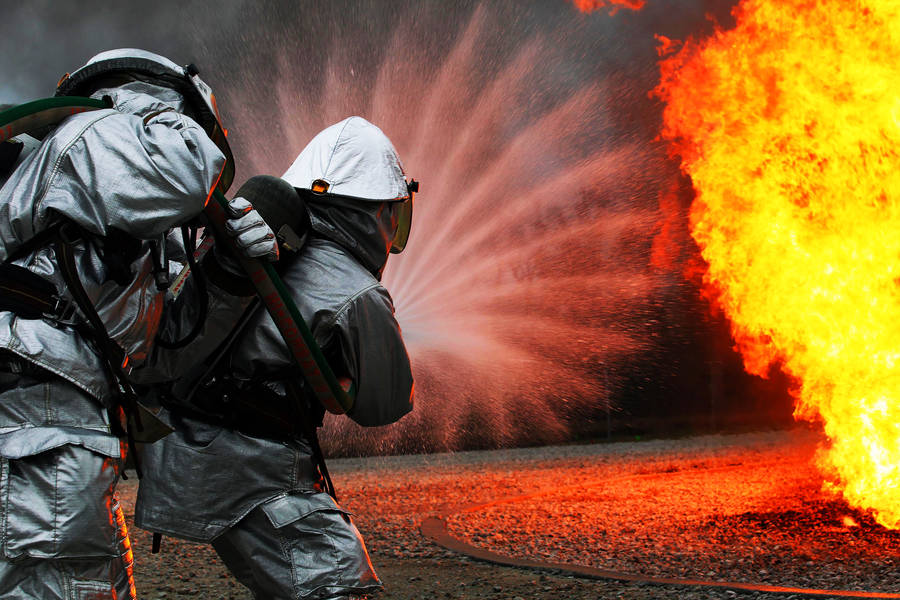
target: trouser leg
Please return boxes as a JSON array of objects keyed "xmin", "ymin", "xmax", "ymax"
[
  {"xmin": 0, "ymin": 554, "xmax": 134, "ymax": 600},
  {"xmin": 210, "ymin": 527, "xmax": 275, "ymax": 597},
  {"xmin": 0, "ymin": 443, "xmax": 135, "ymax": 599},
  {"xmin": 211, "ymin": 492, "xmax": 381, "ymax": 600}
]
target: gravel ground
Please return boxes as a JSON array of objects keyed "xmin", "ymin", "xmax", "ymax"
[{"xmin": 118, "ymin": 426, "xmax": 900, "ymax": 599}]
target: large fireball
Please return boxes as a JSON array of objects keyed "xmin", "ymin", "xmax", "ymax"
[{"xmin": 656, "ymin": 0, "xmax": 900, "ymax": 528}]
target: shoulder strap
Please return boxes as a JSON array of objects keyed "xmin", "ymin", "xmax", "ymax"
[
  {"xmin": 172, "ymin": 297, "xmax": 261, "ymax": 404},
  {"xmin": 172, "ymin": 241, "xmax": 308, "ymax": 407},
  {"xmin": 3, "ymin": 222, "xmax": 64, "ymax": 266},
  {"xmin": 0, "ymin": 223, "xmax": 76, "ymax": 321}
]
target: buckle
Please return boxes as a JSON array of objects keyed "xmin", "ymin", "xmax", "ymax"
[
  {"xmin": 0, "ymin": 352, "xmax": 25, "ymax": 374},
  {"xmin": 48, "ymin": 295, "xmax": 77, "ymax": 320}
]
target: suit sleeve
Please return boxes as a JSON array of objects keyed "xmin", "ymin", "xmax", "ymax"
[{"xmin": 331, "ymin": 286, "xmax": 414, "ymax": 427}]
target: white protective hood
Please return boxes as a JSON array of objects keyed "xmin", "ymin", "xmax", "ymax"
[{"xmin": 282, "ymin": 116, "xmax": 408, "ymax": 201}]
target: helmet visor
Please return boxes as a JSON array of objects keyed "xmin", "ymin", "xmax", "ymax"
[
  {"xmin": 390, "ymin": 197, "xmax": 413, "ymax": 254},
  {"xmin": 186, "ymin": 71, "xmax": 234, "ymax": 192}
]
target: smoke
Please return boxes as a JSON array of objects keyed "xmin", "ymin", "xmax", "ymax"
[
  {"xmin": 3, "ymin": 1, "xmax": 746, "ymax": 454},
  {"xmin": 0, "ymin": 1, "xmax": 247, "ymax": 103}
]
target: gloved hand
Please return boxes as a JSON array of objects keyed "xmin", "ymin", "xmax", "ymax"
[{"xmin": 224, "ymin": 196, "xmax": 279, "ymax": 262}]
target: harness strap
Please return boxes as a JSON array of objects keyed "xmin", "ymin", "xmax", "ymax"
[
  {"xmin": 307, "ymin": 420, "xmax": 337, "ymax": 500},
  {"xmin": 286, "ymin": 378, "xmax": 337, "ymax": 501},
  {"xmin": 3, "ymin": 222, "xmax": 64, "ymax": 265},
  {"xmin": 54, "ymin": 223, "xmax": 145, "ymax": 478},
  {"xmin": 176, "ymin": 298, "xmax": 260, "ymax": 403}
]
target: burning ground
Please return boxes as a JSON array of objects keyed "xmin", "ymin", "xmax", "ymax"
[{"xmin": 120, "ymin": 429, "xmax": 900, "ymax": 599}]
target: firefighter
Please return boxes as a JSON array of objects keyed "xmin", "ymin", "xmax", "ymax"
[
  {"xmin": 0, "ymin": 49, "xmax": 275, "ymax": 599},
  {"xmin": 135, "ymin": 116, "xmax": 416, "ymax": 599}
]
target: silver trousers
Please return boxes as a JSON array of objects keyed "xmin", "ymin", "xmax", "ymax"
[
  {"xmin": 0, "ymin": 443, "xmax": 135, "ymax": 599},
  {"xmin": 0, "ymin": 367, "xmax": 134, "ymax": 600},
  {"xmin": 210, "ymin": 492, "xmax": 381, "ymax": 600}
]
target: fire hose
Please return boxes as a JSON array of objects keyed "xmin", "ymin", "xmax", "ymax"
[
  {"xmin": 0, "ymin": 96, "xmax": 110, "ymax": 142},
  {"xmin": 202, "ymin": 188, "xmax": 355, "ymax": 415}
]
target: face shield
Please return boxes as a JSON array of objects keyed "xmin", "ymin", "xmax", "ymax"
[
  {"xmin": 183, "ymin": 64, "xmax": 233, "ymax": 192},
  {"xmin": 390, "ymin": 179, "xmax": 418, "ymax": 254}
]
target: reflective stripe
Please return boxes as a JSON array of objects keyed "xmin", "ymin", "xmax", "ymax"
[{"xmin": 0, "ymin": 97, "xmax": 109, "ymax": 142}]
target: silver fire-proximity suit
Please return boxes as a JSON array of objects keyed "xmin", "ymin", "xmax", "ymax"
[
  {"xmin": 0, "ymin": 49, "xmax": 239, "ymax": 599},
  {"xmin": 135, "ymin": 116, "xmax": 415, "ymax": 600}
]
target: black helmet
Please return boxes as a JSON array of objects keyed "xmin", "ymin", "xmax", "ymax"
[{"xmin": 232, "ymin": 175, "xmax": 309, "ymax": 256}]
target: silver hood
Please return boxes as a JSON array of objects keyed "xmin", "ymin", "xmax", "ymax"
[
  {"xmin": 283, "ymin": 116, "xmax": 409, "ymax": 277},
  {"xmin": 282, "ymin": 116, "xmax": 408, "ymax": 201}
]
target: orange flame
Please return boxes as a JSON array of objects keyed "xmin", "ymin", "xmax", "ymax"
[
  {"xmin": 570, "ymin": 0, "xmax": 645, "ymax": 14},
  {"xmin": 655, "ymin": 0, "xmax": 900, "ymax": 529}
]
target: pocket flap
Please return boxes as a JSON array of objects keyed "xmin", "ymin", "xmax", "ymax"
[{"xmin": 260, "ymin": 492, "xmax": 352, "ymax": 529}]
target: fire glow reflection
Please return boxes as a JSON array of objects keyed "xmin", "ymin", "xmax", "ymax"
[{"xmin": 570, "ymin": 0, "xmax": 645, "ymax": 13}]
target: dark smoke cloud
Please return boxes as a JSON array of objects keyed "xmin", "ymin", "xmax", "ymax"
[{"xmin": 0, "ymin": 1, "xmax": 245, "ymax": 102}]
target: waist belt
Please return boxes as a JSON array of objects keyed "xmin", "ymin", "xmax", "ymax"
[
  {"xmin": 166, "ymin": 381, "xmax": 307, "ymax": 442},
  {"xmin": 165, "ymin": 376, "xmax": 338, "ymax": 500}
]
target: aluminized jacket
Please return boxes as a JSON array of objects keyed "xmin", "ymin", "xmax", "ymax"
[
  {"xmin": 135, "ymin": 230, "xmax": 406, "ymax": 599},
  {"xmin": 0, "ymin": 82, "xmax": 225, "ymax": 455},
  {"xmin": 0, "ymin": 78, "xmax": 225, "ymax": 600},
  {"xmin": 136, "ymin": 234, "xmax": 413, "ymax": 540}
]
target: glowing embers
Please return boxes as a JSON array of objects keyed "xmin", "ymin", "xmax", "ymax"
[
  {"xmin": 655, "ymin": 0, "xmax": 900, "ymax": 528},
  {"xmin": 843, "ymin": 515, "xmax": 861, "ymax": 529},
  {"xmin": 570, "ymin": 0, "xmax": 645, "ymax": 13}
]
